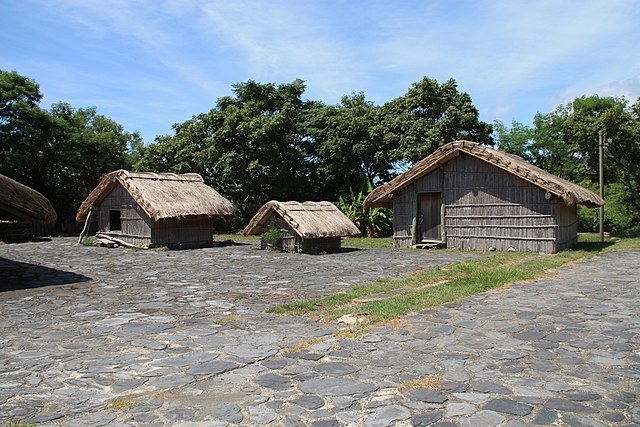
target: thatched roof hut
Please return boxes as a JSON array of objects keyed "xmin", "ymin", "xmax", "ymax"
[
  {"xmin": 243, "ymin": 201, "xmax": 360, "ymax": 253},
  {"xmin": 76, "ymin": 170, "xmax": 233, "ymax": 247},
  {"xmin": 364, "ymin": 140, "xmax": 602, "ymax": 253},
  {"xmin": 77, "ymin": 170, "xmax": 233, "ymax": 222},
  {"xmin": 0, "ymin": 174, "xmax": 57, "ymax": 223}
]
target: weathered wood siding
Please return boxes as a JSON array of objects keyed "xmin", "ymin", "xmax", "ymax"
[
  {"xmin": 392, "ymin": 169, "xmax": 445, "ymax": 248},
  {"xmin": 391, "ymin": 154, "xmax": 576, "ymax": 253},
  {"xmin": 150, "ymin": 217, "xmax": 213, "ymax": 247},
  {"xmin": 555, "ymin": 202, "xmax": 577, "ymax": 251},
  {"xmin": 97, "ymin": 185, "xmax": 152, "ymax": 244},
  {"xmin": 445, "ymin": 155, "xmax": 558, "ymax": 253},
  {"xmin": 392, "ymin": 186, "xmax": 414, "ymax": 248}
]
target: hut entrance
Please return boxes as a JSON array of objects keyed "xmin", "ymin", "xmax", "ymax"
[
  {"xmin": 419, "ymin": 192, "xmax": 441, "ymax": 242},
  {"xmin": 109, "ymin": 209, "xmax": 122, "ymax": 231}
]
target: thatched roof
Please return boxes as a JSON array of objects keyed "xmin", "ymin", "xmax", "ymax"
[
  {"xmin": 0, "ymin": 174, "xmax": 57, "ymax": 223},
  {"xmin": 76, "ymin": 170, "xmax": 233, "ymax": 222},
  {"xmin": 364, "ymin": 140, "xmax": 604, "ymax": 209},
  {"xmin": 242, "ymin": 201, "xmax": 360, "ymax": 238}
]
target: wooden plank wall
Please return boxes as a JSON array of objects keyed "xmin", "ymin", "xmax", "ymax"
[
  {"xmin": 555, "ymin": 202, "xmax": 578, "ymax": 250},
  {"xmin": 444, "ymin": 155, "xmax": 559, "ymax": 253},
  {"xmin": 151, "ymin": 217, "xmax": 213, "ymax": 246},
  {"xmin": 392, "ymin": 186, "xmax": 414, "ymax": 248},
  {"xmin": 392, "ymin": 169, "xmax": 444, "ymax": 248},
  {"xmin": 98, "ymin": 185, "xmax": 152, "ymax": 244}
]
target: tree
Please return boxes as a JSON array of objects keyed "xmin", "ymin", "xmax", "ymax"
[
  {"xmin": 563, "ymin": 96, "xmax": 640, "ymax": 233},
  {"xmin": 380, "ymin": 77, "xmax": 493, "ymax": 166},
  {"xmin": 0, "ymin": 70, "xmax": 50, "ymax": 189},
  {"xmin": 300, "ymin": 93, "xmax": 392, "ymax": 201},
  {"xmin": 493, "ymin": 120, "xmax": 535, "ymax": 163}
]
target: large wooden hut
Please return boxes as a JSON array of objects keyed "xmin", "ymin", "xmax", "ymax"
[
  {"xmin": 364, "ymin": 141, "xmax": 603, "ymax": 253},
  {"xmin": 76, "ymin": 170, "xmax": 233, "ymax": 248},
  {"xmin": 243, "ymin": 201, "xmax": 360, "ymax": 253}
]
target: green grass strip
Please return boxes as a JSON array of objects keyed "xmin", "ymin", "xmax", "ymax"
[{"xmin": 268, "ymin": 235, "xmax": 640, "ymax": 323}]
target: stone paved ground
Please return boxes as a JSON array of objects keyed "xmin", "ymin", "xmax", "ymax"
[{"xmin": 0, "ymin": 238, "xmax": 638, "ymax": 426}]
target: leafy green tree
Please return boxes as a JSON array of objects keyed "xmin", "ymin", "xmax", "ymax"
[
  {"xmin": 301, "ymin": 93, "xmax": 392, "ymax": 201},
  {"xmin": 47, "ymin": 102, "xmax": 140, "ymax": 221},
  {"xmin": 563, "ymin": 96, "xmax": 640, "ymax": 231},
  {"xmin": 493, "ymin": 120, "xmax": 535, "ymax": 163},
  {"xmin": 380, "ymin": 77, "xmax": 493, "ymax": 166},
  {"xmin": 0, "ymin": 70, "xmax": 51, "ymax": 189}
]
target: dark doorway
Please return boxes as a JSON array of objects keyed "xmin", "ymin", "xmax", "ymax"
[
  {"xmin": 419, "ymin": 193, "xmax": 441, "ymax": 242},
  {"xmin": 109, "ymin": 210, "xmax": 122, "ymax": 231}
]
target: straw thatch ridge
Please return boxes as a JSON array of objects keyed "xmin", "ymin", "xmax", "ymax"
[
  {"xmin": 0, "ymin": 174, "xmax": 57, "ymax": 223},
  {"xmin": 242, "ymin": 201, "xmax": 360, "ymax": 238},
  {"xmin": 76, "ymin": 170, "xmax": 233, "ymax": 222},
  {"xmin": 364, "ymin": 140, "xmax": 604, "ymax": 209}
]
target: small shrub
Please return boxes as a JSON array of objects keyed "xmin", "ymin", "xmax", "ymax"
[
  {"xmin": 261, "ymin": 226, "xmax": 286, "ymax": 249},
  {"xmin": 80, "ymin": 236, "xmax": 96, "ymax": 246}
]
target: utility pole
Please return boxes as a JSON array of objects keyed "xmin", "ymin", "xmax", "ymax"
[{"xmin": 599, "ymin": 130, "xmax": 604, "ymax": 243}]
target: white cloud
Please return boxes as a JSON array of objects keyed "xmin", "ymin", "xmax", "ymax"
[{"xmin": 596, "ymin": 78, "xmax": 640, "ymax": 101}]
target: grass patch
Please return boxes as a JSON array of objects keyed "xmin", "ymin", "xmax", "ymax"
[
  {"xmin": 334, "ymin": 324, "xmax": 370, "ymax": 338},
  {"xmin": 215, "ymin": 233, "xmax": 260, "ymax": 241},
  {"xmin": 268, "ymin": 235, "xmax": 640, "ymax": 325},
  {"xmin": 107, "ymin": 398, "xmax": 137, "ymax": 411},
  {"xmin": 286, "ymin": 337, "xmax": 327, "ymax": 353},
  {"xmin": 213, "ymin": 316, "xmax": 241, "ymax": 325},
  {"xmin": 4, "ymin": 421, "xmax": 35, "ymax": 427},
  {"xmin": 578, "ymin": 232, "xmax": 640, "ymax": 250},
  {"xmin": 400, "ymin": 375, "xmax": 441, "ymax": 390},
  {"xmin": 80, "ymin": 236, "xmax": 96, "ymax": 246}
]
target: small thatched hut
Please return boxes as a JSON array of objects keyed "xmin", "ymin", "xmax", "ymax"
[
  {"xmin": 364, "ymin": 140, "xmax": 603, "ymax": 253},
  {"xmin": 0, "ymin": 174, "xmax": 57, "ymax": 223},
  {"xmin": 76, "ymin": 170, "xmax": 233, "ymax": 247},
  {"xmin": 243, "ymin": 201, "xmax": 360, "ymax": 253}
]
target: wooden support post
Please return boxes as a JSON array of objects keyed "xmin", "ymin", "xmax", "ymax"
[
  {"xmin": 599, "ymin": 130, "xmax": 604, "ymax": 243},
  {"xmin": 440, "ymin": 169, "xmax": 446, "ymax": 243},
  {"xmin": 411, "ymin": 185, "xmax": 419, "ymax": 245}
]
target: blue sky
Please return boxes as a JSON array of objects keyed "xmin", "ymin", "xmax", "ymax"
[{"xmin": 2, "ymin": 0, "xmax": 639, "ymax": 144}]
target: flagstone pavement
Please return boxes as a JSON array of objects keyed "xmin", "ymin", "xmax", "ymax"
[{"xmin": 0, "ymin": 238, "xmax": 638, "ymax": 426}]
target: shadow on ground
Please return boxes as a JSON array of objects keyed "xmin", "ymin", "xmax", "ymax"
[{"xmin": 0, "ymin": 257, "xmax": 92, "ymax": 292}]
